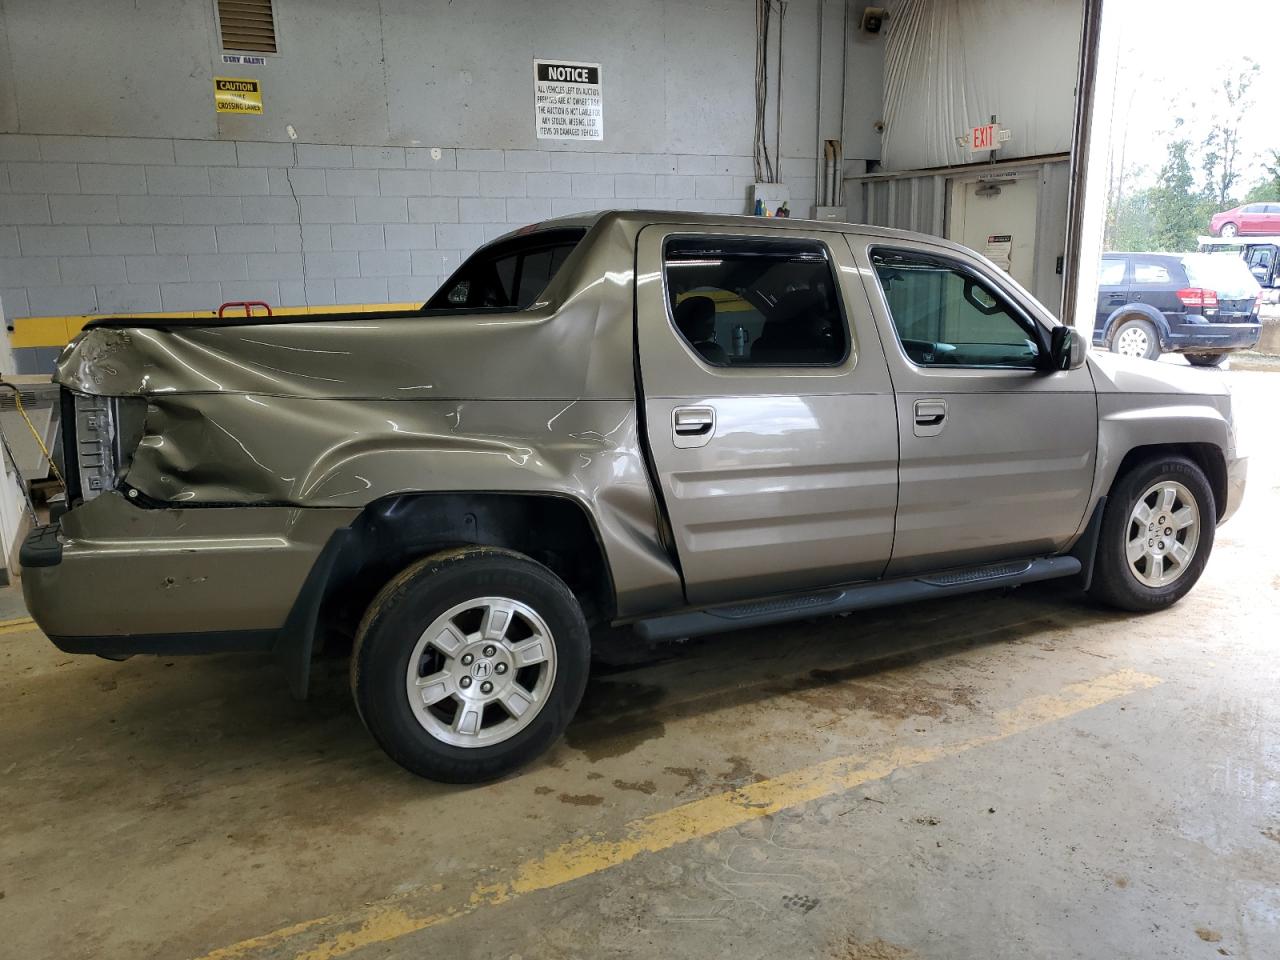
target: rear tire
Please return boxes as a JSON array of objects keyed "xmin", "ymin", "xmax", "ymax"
[
  {"xmin": 1088, "ymin": 456, "xmax": 1215, "ymax": 612},
  {"xmin": 1110, "ymin": 317, "xmax": 1159, "ymax": 360},
  {"xmin": 351, "ymin": 546, "xmax": 590, "ymax": 783},
  {"xmin": 1186, "ymin": 353, "xmax": 1227, "ymax": 367}
]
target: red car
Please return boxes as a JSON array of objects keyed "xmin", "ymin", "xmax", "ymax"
[{"xmin": 1210, "ymin": 202, "xmax": 1280, "ymax": 237}]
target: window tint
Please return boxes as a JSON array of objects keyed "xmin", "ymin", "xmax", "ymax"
[
  {"xmin": 425, "ymin": 229, "xmax": 584, "ymax": 312},
  {"xmin": 1099, "ymin": 258, "xmax": 1126, "ymax": 285},
  {"xmin": 1133, "ymin": 261, "xmax": 1173, "ymax": 284},
  {"xmin": 871, "ymin": 249, "xmax": 1042, "ymax": 368},
  {"xmin": 663, "ymin": 237, "xmax": 847, "ymax": 366}
]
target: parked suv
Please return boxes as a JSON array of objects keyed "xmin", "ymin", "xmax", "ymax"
[
  {"xmin": 1093, "ymin": 252, "xmax": 1262, "ymax": 366},
  {"xmin": 23, "ymin": 213, "xmax": 1247, "ymax": 783},
  {"xmin": 1210, "ymin": 201, "xmax": 1280, "ymax": 237}
]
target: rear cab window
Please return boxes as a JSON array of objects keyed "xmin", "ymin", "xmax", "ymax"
[
  {"xmin": 662, "ymin": 236, "xmax": 849, "ymax": 366},
  {"xmin": 423, "ymin": 228, "xmax": 585, "ymax": 312}
]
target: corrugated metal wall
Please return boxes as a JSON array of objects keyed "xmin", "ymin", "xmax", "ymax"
[{"xmin": 849, "ymin": 157, "xmax": 1072, "ymax": 312}]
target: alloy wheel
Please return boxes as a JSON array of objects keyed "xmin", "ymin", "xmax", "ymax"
[
  {"xmin": 404, "ymin": 596, "xmax": 557, "ymax": 747},
  {"xmin": 1115, "ymin": 326, "xmax": 1151, "ymax": 358},
  {"xmin": 1126, "ymin": 480, "xmax": 1200, "ymax": 587}
]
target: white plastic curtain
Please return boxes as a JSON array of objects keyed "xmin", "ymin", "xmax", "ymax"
[{"xmin": 880, "ymin": 0, "xmax": 1082, "ymax": 171}]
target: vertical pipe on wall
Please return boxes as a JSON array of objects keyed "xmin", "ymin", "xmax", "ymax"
[
  {"xmin": 816, "ymin": 1, "xmax": 826, "ymax": 204},
  {"xmin": 776, "ymin": 2, "xmax": 785, "ymax": 186},
  {"xmin": 837, "ymin": 0, "xmax": 849, "ymax": 206}
]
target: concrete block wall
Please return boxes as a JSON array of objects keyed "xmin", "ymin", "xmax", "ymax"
[{"xmin": 1, "ymin": 133, "xmax": 818, "ymax": 328}]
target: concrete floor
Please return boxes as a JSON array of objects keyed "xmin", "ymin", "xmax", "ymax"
[{"xmin": 3, "ymin": 368, "xmax": 1278, "ymax": 960}]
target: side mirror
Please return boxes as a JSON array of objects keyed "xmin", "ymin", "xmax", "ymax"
[
  {"xmin": 1046, "ymin": 326, "xmax": 1086, "ymax": 371},
  {"xmin": 1252, "ymin": 264, "xmax": 1268, "ymax": 279}
]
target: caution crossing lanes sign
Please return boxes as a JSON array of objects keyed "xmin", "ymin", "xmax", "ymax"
[{"xmin": 214, "ymin": 77, "xmax": 263, "ymax": 115}]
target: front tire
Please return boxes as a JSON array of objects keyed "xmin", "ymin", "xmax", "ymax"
[
  {"xmin": 1111, "ymin": 317, "xmax": 1159, "ymax": 360},
  {"xmin": 1219, "ymin": 222, "xmax": 1239, "ymax": 238},
  {"xmin": 351, "ymin": 546, "xmax": 590, "ymax": 783},
  {"xmin": 1088, "ymin": 456, "xmax": 1215, "ymax": 612},
  {"xmin": 1186, "ymin": 352, "xmax": 1228, "ymax": 367}
]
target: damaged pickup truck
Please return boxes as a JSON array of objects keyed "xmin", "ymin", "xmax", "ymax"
[{"xmin": 23, "ymin": 211, "xmax": 1246, "ymax": 782}]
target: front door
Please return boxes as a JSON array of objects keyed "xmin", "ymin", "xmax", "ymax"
[
  {"xmin": 851, "ymin": 239, "xmax": 1098, "ymax": 577},
  {"xmin": 635, "ymin": 225, "xmax": 899, "ymax": 606}
]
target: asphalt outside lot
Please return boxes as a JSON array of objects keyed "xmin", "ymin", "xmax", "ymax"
[{"xmin": 1, "ymin": 358, "xmax": 1278, "ymax": 960}]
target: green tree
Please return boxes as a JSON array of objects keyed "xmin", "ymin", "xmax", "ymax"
[
  {"xmin": 1202, "ymin": 60, "xmax": 1260, "ymax": 208},
  {"xmin": 1147, "ymin": 138, "xmax": 1211, "ymax": 251},
  {"xmin": 1108, "ymin": 187, "xmax": 1156, "ymax": 251},
  {"xmin": 1244, "ymin": 150, "xmax": 1280, "ymax": 203}
]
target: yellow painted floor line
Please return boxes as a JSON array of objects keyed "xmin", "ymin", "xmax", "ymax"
[
  {"xmin": 0, "ymin": 616, "xmax": 36, "ymax": 635},
  {"xmin": 195, "ymin": 668, "xmax": 1162, "ymax": 960}
]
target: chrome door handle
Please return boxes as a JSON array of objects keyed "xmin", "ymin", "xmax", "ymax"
[
  {"xmin": 672, "ymin": 405, "xmax": 715, "ymax": 448},
  {"xmin": 913, "ymin": 399, "xmax": 947, "ymax": 437}
]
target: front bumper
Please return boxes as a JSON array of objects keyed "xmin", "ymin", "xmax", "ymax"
[
  {"xmin": 21, "ymin": 492, "xmax": 356, "ymax": 655},
  {"xmin": 1221, "ymin": 453, "xmax": 1247, "ymax": 526}
]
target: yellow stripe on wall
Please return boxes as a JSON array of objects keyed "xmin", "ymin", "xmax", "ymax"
[{"xmin": 7, "ymin": 303, "xmax": 423, "ymax": 349}]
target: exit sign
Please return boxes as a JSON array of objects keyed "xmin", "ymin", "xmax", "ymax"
[
  {"xmin": 971, "ymin": 123, "xmax": 997, "ymax": 152},
  {"xmin": 968, "ymin": 123, "xmax": 1010, "ymax": 153}
]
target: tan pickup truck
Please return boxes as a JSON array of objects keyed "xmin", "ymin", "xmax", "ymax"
[{"xmin": 22, "ymin": 211, "xmax": 1246, "ymax": 782}]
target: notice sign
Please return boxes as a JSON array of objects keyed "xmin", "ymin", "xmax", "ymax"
[
  {"xmin": 214, "ymin": 77, "xmax": 263, "ymax": 115},
  {"xmin": 985, "ymin": 234, "xmax": 1013, "ymax": 272},
  {"xmin": 534, "ymin": 59, "xmax": 602, "ymax": 140}
]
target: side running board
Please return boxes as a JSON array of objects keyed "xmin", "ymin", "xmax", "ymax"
[{"xmin": 632, "ymin": 555, "xmax": 1082, "ymax": 643}]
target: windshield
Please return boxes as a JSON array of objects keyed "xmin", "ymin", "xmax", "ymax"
[
  {"xmin": 423, "ymin": 228, "xmax": 586, "ymax": 312},
  {"xmin": 1182, "ymin": 253, "xmax": 1261, "ymax": 299}
]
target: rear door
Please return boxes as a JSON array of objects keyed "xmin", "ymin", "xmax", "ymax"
[
  {"xmin": 851, "ymin": 238, "xmax": 1097, "ymax": 577},
  {"xmin": 1240, "ymin": 204, "xmax": 1268, "ymax": 234},
  {"xmin": 636, "ymin": 225, "xmax": 898, "ymax": 606},
  {"xmin": 1130, "ymin": 256, "xmax": 1186, "ymax": 323},
  {"xmin": 1096, "ymin": 255, "xmax": 1130, "ymax": 332}
]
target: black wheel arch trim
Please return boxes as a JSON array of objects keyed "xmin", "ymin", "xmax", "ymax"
[{"xmin": 1102, "ymin": 304, "xmax": 1172, "ymax": 350}]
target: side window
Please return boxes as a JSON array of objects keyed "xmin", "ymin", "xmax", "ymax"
[
  {"xmin": 870, "ymin": 249, "xmax": 1043, "ymax": 369},
  {"xmin": 425, "ymin": 230, "xmax": 584, "ymax": 312},
  {"xmin": 1133, "ymin": 261, "xmax": 1172, "ymax": 284},
  {"xmin": 663, "ymin": 237, "xmax": 848, "ymax": 367},
  {"xmin": 1098, "ymin": 258, "xmax": 1126, "ymax": 285}
]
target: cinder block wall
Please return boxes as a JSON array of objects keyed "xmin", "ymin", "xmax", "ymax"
[
  {"xmin": 1, "ymin": 133, "xmax": 810, "ymax": 325},
  {"xmin": 0, "ymin": 0, "xmax": 885, "ymax": 372}
]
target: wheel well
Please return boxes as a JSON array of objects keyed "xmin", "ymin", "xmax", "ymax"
[
  {"xmin": 315, "ymin": 492, "xmax": 616, "ymax": 649},
  {"xmin": 1107, "ymin": 311, "xmax": 1157, "ymax": 345},
  {"xmin": 1111, "ymin": 443, "xmax": 1227, "ymax": 521}
]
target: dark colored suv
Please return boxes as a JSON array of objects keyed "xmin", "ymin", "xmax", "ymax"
[{"xmin": 1093, "ymin": 252, "xmax": 1263, "ymax": 366}]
